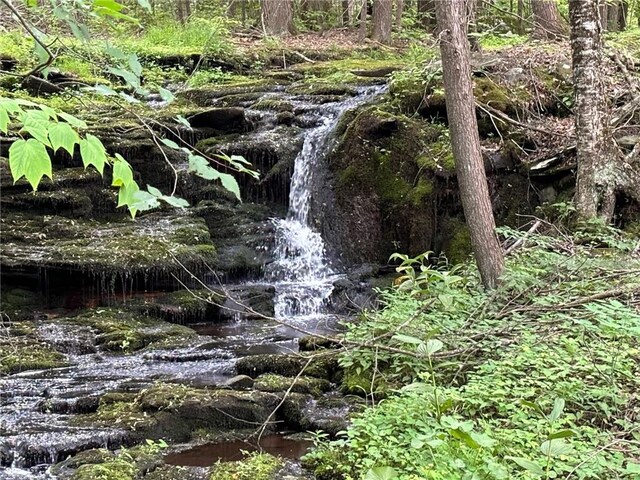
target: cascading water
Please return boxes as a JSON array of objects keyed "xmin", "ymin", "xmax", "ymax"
[{"xmin": 268, "ymin": 86, "xmax": 385, "ymax": 321}]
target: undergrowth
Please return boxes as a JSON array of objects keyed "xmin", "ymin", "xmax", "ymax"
[{"xmin": 304, "ymin": 225, "xmax": 640, "ymax": 480}]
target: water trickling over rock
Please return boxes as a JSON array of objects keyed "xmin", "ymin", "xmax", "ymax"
[{"xmin": 268, "ymin": 86, "xmax": 385, "ymax": 320}]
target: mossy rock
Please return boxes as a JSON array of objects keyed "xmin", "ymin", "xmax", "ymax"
[
  {"xmin": 0, "ymin": 333, "xmax": 68, "ymax": 375},
  {"xmin": 285, "ymin": 83, "xmax": 356, "ymax": 97},
  {"xmin": 250, "ymin": 98, "xmax": 294, "ymax": 113},
  {"xmin": 235, "ymin": 353, "xmax": 339, "ymax": 381},
  {"xmin": 438, "ymin": 217, "xmax": 473, "ymax": 264},
  {"xmin": 0, "ymin": 212, "xmax": 217, "ymax": 279},
  {"xmin": 67, "ymin": 308, "xmax": 197, "ymax": 352},
  {"xmin": 209, "ymin": 452, "xmax": 282, "ymax": 480},
  {"xmin": 71, "ymin": 459, "xmax": 136, "ymax": 480},
  {"xmin": 81, "ymin": 383, "xmax": 280, "ymax": 442},
  {"xmin": 136, "ymin": 288, "xmax": 223, "ymax": 324},
  {"xmin": 254, "ymin": 374, "xmax": 331, "ymax": 396}
]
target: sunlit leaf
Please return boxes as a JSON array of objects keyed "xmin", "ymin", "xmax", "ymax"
[
  {"xmin": 506, "ymin": 456, "xmax": 544, "ymax": 476},
  {"xmin": 364, "ymin": 466, "xmax": 398, "ymax": 480},
  {"xmin": 540, "ymin": 438, "xmax": 573, "ymax": 457},
  {"xmin": 549, "ymin": 397, "xmax": 565, "ymax": 422},
  {"xmin": 79, "ymin": 133, "xmax": 107, "ymax": 175},
  {"xmin": 8, "ymin": 138, "xmax": 52, "ymax": 190},
  {"xmin": 48, "ymin": 122, "xmax": 80, "ymax": 156}
]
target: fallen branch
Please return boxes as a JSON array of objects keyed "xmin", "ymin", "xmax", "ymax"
[{"xmin": 505, "ymin": 220, "xmax": 542, "ymax": 255}]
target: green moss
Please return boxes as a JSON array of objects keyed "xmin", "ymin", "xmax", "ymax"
[
  {"xmin": 407, "ymin": 177, "xmax": 434, "ymax": 207},
  {"xmin": 0, "ymin": 337, "xmax": 68, "ymax": 375},
  {"xmin": 209, "ymin": 452, "xmax": 282, "ymax": 480},
  {"xmin": 443, "ymin": 220, "xmax": 472, "ymax": 264},
  {"xmin": 71, "ymin": 459, "xmax": 136, "ymax": 480},
  {"xmin": 473, "ymin": 76, "xmax": 521, "ymax": 113},
  {"xmin": 250, "ymin": 98, "xmax": 294, "ymax": 112},
  {"xmin": 68, "ymin": 308, "xmax": 196, "ymax": 352},
  {"xmin": 286, "ymin": 83, "xmax": 356, "ymax": 96},
  {"xmin": 254, "ymin": 374, "xmax": 331, "ymax": 396}
]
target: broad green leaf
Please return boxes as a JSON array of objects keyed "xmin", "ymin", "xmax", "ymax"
[
  {"xmin": 8, "ymin": 138, "xmax": 52, "ymax": 190},
  {"xmin": 117, "ymin": 180, "xmax": 140, "ymax": 218},
  {"xmin": 136, "ymin": 0, "xmax": 152, "ymax": 12},
  {"xmin": 625, "ymin": 462, "xmax": 640, "ymax": 475},
  {"xmin": 107, "ymin": 67, "xmax": 140, "ymax": 87},
  {"xmin": 549, "ymin": 398, "xmax": 565, "ymax": 422},
  {"xmin": 158, "ymin": 86, "xmax": 175, "ymax": 103},
  {"xmin": 0, "ymin": 108, "xmax": 9, "ymax": 133},
  {"xmin": 147, "ymin": 185, "xmax": 163, "ymax": 197},
  {"xmin": 112, "ymin": 154, "xmax": 134, "ymax": 186},
  {"xmin": 520, "ymin": 399, "xmax": 545, "ymax": 416},
  {"xmin": 219, "ymin": 172, "xmax": 241, "ymax": 201},
  {"xmin": 175, "ymin": 115, "xmax": 191, "ymax": 128},
  {"xmin": 0, "ymin": 98, "xmax": 23, "ymax": 114},
  {"xmin": 89, "ymin": 85, "xmax": 118, "ymax": 97},
  {"xmin": 104, "ymin": 44, "xmax": 128, "ymax": 60},
  {"xmin": 58, "ymin": 111, "xmax": 87, "ymax": 129},
  {"xmin": 469, "ymin": 431, "xmax": 496, "ymax": 448},
  {"xmin": 20, "ymin": 110, "xmax": 51, "ymax": 146},
  {"xmin": 160, "ymin": 194, "xmax": 188, "ymax": 208},
  {"xmin": 364, "ymin": 467, "xmax": 398, "ymax": 480},
  {"xmin": 79, "ymin": 133, "xmax": 107, "ymax": 175},
  {"xmin": 119, "ymin": 92, "xmax": 140, "ymax": 103},
  {"xmin": 67, "ymin": 20, "xmax": 90, "ymax": 41},
  {"xmin": 160, "ymin": 138, "xmax": 180, "ymax": 150},
  {"xmin": 392, "ymin": 334, "xmax": 423, "ymax": 345},
  {"xmin": 128, "ymin": 54, "xmax": 143, "ymax": 77},
  {"xmin": 189, "ymin": 154, "xmax": 219, "ymax": 180},
  {"xmin": 506, "ymin": 456, "xmax": 544, "ymax": 476},
  {"xmin": 131, "ymin": 189, "xmax": 160, "ymax": 212},
  {"xmin": 48, "ymin": 122, "xmax": 80, "ymax": 155},
  {"xmin": 38, "ymin": 104, "xmax": 58, "ymax": 120},
  {"xmin": 548, "ymin": 429, "xmax": 576, "ymax": 440},
  {"xmin": 540, "ymin": 439, "xmax": 573, "ymax": 457},
  {"xmin": 424, "ymin": 338, "xmax": 444, "ymax": 357}
]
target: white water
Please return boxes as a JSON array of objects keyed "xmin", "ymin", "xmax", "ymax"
[{"xmin": 269, "ymin": 86, "xmax": 385, "ymax": 320}]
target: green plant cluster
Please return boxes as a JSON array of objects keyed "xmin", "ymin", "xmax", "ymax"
[{"xmin": 305, "ymin": 226, "xmax": 640, "ymax": 479}]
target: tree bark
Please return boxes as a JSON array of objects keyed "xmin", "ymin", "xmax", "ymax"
[
  {"xmin": 435, "ymin": 0, "xmax": 504, "ymax": 289},
  {"xmin": 568, "ymin": 0, "xmax": 617, "ymax": 219},
  {"xmin": 372, "ymin": 0, "xmax": 393, "ymax": 43},
  {"xmin": 531, "ymin": 0, "xmax": 569, "ymax": 39},
  {"xmin": 466, "ymin": 0, "xmax": 480, "ymax": 51},
  {"xmin": 359, "ymin": 0, "xmax": 367, "ymax": 41},
  {"xmin": 395, "ymin": 0, "xmax": 404, "ymax": 30},
  {"xmin": 262, "ymin": 0, "xmax": 294, "ymax": 35},
  {"xmin": 599, "ymin": 1, "xmax": 608, "ymax": 30},
  {"xmin": 607, "ymin": 0, "xmax": 620, "ymax": 31},
  {"xmin": 418, "ymin": 0, "xmax": 436, "ymax": 29},
  {"xmin": 342, "ymin": 0, "xmax": 350, "ymax": 25}
]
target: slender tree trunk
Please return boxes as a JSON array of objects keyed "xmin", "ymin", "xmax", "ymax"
[
  {"xmin": 466, "ymin": 0, "xmax": 480, "ymax": 51},
  {"xmin": 619, "ymin": 0, "xmax": 628, "ymax": 29},
  {"xmin": 418, "ymin": 0, "xmax": 435, "ymax": 29},
  {"xmin": 568, "ymin": 0, "xmax": 617, "ymax": 219},
  {"xmin": 599, "ymin": 1, "xmax": 608, "ymax": 30},
  {"xmin": 517, "ymin": 0, "xmax": 525, "ymax": 33},
  {"xmin": 531, "ymin": 0, "xmax": 569, "ymax": 39},
  {"xmin": 395, "ymin": 0, "xmax": 404, "ymax": 29},
  {"xmin": 371, "ymin": 0, "xmax": 393, "ymax": 43},
  {"xmin": 608, "ymin": 0, "xmax": 620, "ymax": 30},
  {"xmin": 359, "ymin": 0, "xmax": 367, "ymax": 41},
  {"xmin": 262, "ymin": 0, "xmax": 294, "ymax": 35},
  {"xmin": 342, "ymin": 0, "xmax": 350, "ymax": 25},
  {"xmin": 435, "ymin": 0, "xmax": 504, "ymax": 289}
]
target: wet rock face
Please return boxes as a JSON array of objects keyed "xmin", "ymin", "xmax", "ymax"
[{"xmin": 187, "ymin": 107, "xmax": 251, "ymax": 133}]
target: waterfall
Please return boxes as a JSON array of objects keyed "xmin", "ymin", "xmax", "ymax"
[{"xmin": 269, "ymin": 86, "xmax": 385, "ymax": 320}]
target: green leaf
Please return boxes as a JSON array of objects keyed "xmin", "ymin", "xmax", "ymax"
[
  {"xmin": 89, "ymin": 85, "xmax": 118, "ymax": 97},
  {"xmin": 0, "ymin": 108, "xmax": 9, "ymax": 133},
  {"xmin": 520, "ymin": 399, "xmax": 545, "ymax": 416},
  {"xmin": 540, "ymin": 439, "xmax": 573, "ymax": 457},
  {"xmin": 549, "ymin": 398, "xmax": 565, "ymax": 422},
  {"xmin": 136, "ymin": 0, "xmax": 152, "ymax": 12},
  {"xmin": 131, "ymin": 189, "xmax": 160, "ymax": 212},
  {"xmin": 105, "ymin": 44, "xmax": 128, "ymax": 60},
  {"xmin": 364, "ymin": 466, "xmax": 398, "ymax": 480},
  {"xmin": 506, "ymin": 456, "xmax": 544, "ymax": 476},
  {"xmin": 419, "ymin": 339, "xmax": 444, "ymax": 356},
  {"xmin": 128, "ymin": 54, "xmax": 143, "ymax": 77},
  {"xmin": 219, "ymin": 172, "xmax": 241, "ymax": 201},
  {"xmin": 147, "ymin": 185, "xmax": 163, "ymax": 197},
  {"xmin": 175, "ymin": 115, "xmax": 191, "ymax": 128},
  {"xmin": 0, "ymin": 98, "xmax": 24, "ymax": 115},
  {"xmin": 20, "ymin": 110, "xmax": 51, "ymax": 146},
  {"xmin": 160, "ymin": 194, "xmax": 189, "ymax": 208},
  {"xmin": 48, "ymin": 122, "xmax": 80, "ymax": 155},
  {"xmin": 67, "ymin": 21, "xmax": 90, "ymax": 41},
  {"xmin": 160, "ymin": 138, "xmax": 181, "ymax": 150},
  {"xmin": 8, "ymin": 138, "xmax": 52, "ymax": 190},
  {"xmin": 625, "ymin": 462, "xmax": 640, "ymax": 475},
  {"xmin": 392, "ymin": 334, "xmax": 423, "ymax": 345},
  {"xmin": 38, "ymin": 104, "xmax": 58, "ymax": 120},
  {"xmin": 548, "ymin": 429, "xmax": 576, "ymax": 440},
  {"xmin": 58, "ymin": 111, "xmax": 87, "ymax": 129},
  {"xmin": 107, "ymin": 67, "xmax": 140, "ymax": 88},
  {"xmin": 112, "ymin": 154, "xmax": 134, "ymax": 186},
  {"xmin": 189, "ymin": 154, "xmax": 219, "ymax": 180},
  {"xmin": 79, "ymin": 133, "xmax": 107, "ymax": 175},
  {"xmin": 158, "ymin": 86, "xmax": 175, "ymax": 103}
]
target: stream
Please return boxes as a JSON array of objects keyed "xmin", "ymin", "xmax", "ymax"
[{"xmin": 0, "ymin": 85, "xmax": 384, "ymax": 479}]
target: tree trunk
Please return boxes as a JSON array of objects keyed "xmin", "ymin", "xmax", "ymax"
[
  {"xmin": 599, "ymin": 1, "xmax": 608, "ymax": 30},
  {"xmin": 342, "ymin": 0, "xmax": 350, "ymax": 25},
  {"xmin": 418, "ymin": 0, "xmax": 435, "ymax": 29},
  {"xmin": 608, "ymin": 0, "xmax": 620, "ymax": 30},
  {"xmin": 359, "ymin": 0, "xmax": 367, "ymax": 41},
  {"xmin": 466, "ymin": 0, "xmax": 480, "ymax": 51},
  {"xmin": 262, "ymin": 0, "xmax": 294, "ymax": 35},
  {"xmin": 517, "ymin": 0, "xmax": 525, "ymax": 33},
  {"xmin": 568, "ymin": 0, "xmax": 617, "ymax": 219},
  {"xmin": 372, "ymin": 0, "xmax": 393, "ymax": 43},
  {"xmin": 619, "ymin": 0, "xmax": 628, "ymax": 29},
  {"xmin": 435, "ymin": 0, "xmax": 504, "ymax": 289},
  {"xmin": 531, "ymin": 0, "xmax": 569, "ymax": 39},
  {"xmin": 395, "ymin": 0, "xmax": 404, "ymax": 29}
]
